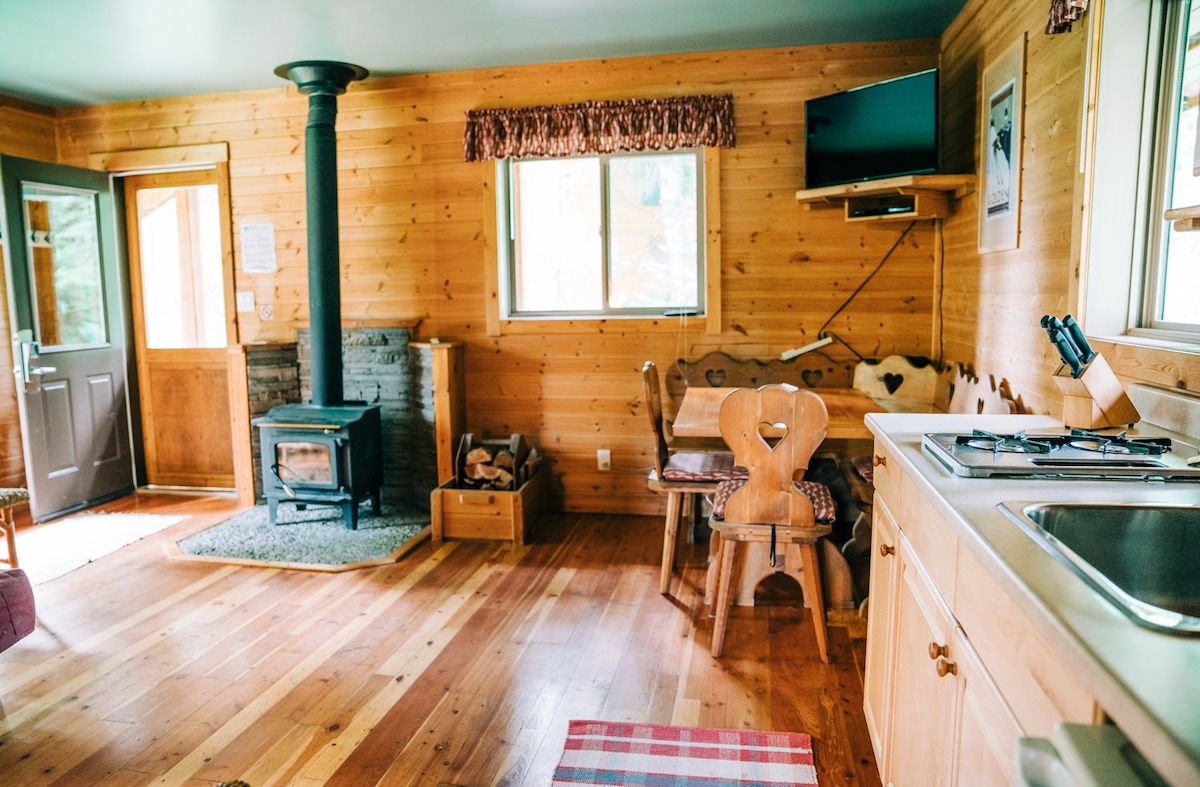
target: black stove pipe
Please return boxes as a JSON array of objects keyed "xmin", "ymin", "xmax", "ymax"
[{"xmin": 274, "ymin": 60, "xmax": 368, "ymax": 407}]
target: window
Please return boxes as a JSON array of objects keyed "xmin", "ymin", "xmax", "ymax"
[
  {"xmin": 1085, "ymin": 0, "xmax": 1200, "ymax": 343},
  {"xmin": 133, "ymin": 182, "xmax": 226, "ymax": 348},
  {"xmin": 498, "ymin": 149, "xmax": 704, "ymax": 318},
  {"xmin": 1145, "ymin": 0, "xmax": 1200, "ymax": 333}
]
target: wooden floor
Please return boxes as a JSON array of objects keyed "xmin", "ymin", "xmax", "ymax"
[{"xmin": 0, "ymin": 492, "xmax": 881, "ymax": 787}]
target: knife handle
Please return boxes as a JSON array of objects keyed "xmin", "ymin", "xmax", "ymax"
[
  {"xmin": 1042, "ymin": 315, "xmax": 1067, "ymax": 347},
  {"xmin": 1062, "ymin": 315, "xmax": 1095, "ymax": 363},
  {"xmin": 1049, "ymin": 327, "xmax": 1083, "ymax": 377}
]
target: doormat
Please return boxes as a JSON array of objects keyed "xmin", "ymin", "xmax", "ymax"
[
  {"xmin": 552, "ymin": 720, "xmax": 818, "ymax": 786},
  {"xmin": 169, "ymin": 503, "xmax": 430, "ymax": 572},
  {"xmin": 21, "ymin": 511, "xmax": 188, "ymax": 585}
]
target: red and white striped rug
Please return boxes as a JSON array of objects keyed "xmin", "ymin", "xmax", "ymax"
[{"xmin": 552, "ymin": 720, "xmax": 818, "ymax": 786}]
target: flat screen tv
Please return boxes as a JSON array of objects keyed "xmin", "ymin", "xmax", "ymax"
[{"xmin": 804, "ymin": 69, "xmax": 938, "ymax": 190}]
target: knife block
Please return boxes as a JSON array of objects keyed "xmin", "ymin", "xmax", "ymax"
[{"xmin": 1052, "ymin": 352, "xmax": 1140, "ymax": 429}]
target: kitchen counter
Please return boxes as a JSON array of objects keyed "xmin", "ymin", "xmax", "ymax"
[{"xmin": 865, "ymin": 412, "xmax": 1200, "ymax": 786}]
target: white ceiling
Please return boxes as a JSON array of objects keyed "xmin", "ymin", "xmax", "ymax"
[{"xmin": 0, "ymin": 0, "xmax": 967, "ymax": 108}]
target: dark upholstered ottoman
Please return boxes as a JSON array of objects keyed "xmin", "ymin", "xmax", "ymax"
[{"xmin": 0, "ymin": 568, "xmax": 35, "ymax": 653}]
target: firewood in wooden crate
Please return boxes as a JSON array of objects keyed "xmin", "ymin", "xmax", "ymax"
[
  {"xmin": 464, "ymin": 461, "xmax": 514, "ymax": 489},
  {"xmin": 454, "ymin": 433, "xmax": 536, "ymax": 491}
]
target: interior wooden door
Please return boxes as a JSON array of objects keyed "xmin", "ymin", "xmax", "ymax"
[{"xmin": 123, "ymin": 166, "xmax": 237, "ymax": 488}]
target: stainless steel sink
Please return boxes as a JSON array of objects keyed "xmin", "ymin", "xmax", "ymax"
[{"xmin": 998, "ymin": 502, "xmax": 1200, "ymax": 635}]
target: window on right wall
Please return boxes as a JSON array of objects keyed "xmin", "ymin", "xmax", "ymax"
[
  {"xmin": 1085, "ymin": 0, "xmax": 1200, "ymax": 345},
  {"xmin": 1144, "ymin": 0, "xmax": 1200, "ymax": 333}
]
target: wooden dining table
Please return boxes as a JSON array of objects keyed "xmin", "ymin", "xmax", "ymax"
[{"xmin": 671, "ymin": 386, "xmax": 885, "ymax": 441}]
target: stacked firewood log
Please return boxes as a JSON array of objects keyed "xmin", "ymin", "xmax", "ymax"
[
  {"xmin": 463, "ymin": 444, "xmax": 517, "ymax": 489},
  {"xmin": 456, "ymin": 433, "xmax": 540, "ymax": 491}
]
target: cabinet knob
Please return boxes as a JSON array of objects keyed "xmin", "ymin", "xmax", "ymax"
[
  {"xmin": 872, "ymin": 455, "xmax": 887, "ymax": 467},
  {"xmin": 928, "ymin": 642, "xmax": 948, "ymax": 660},
  {"xmin": 879, "ymin": 543, "xmax": 895, "ymax": 557},
  {"xmin": 936, "ymin": 658, "xmax": 957, "ymax": 678}
]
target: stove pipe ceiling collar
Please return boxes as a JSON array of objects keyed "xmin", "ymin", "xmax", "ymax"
[{"xmin": 274, "ymin": 60, "xmax": 369, "ymax": 407}]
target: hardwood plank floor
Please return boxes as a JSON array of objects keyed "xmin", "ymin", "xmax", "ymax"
[{"xmin": 0, "ymin": 492, "xmax": 881, "ymax": 786}]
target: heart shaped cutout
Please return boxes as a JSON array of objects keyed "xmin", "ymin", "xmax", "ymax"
[
  {"xmin": 801, "ymin": 369, "xmax": 823, "ymax": 387},
  {"xmin": 705, "ymin": 369, "xmax": 727, "ymax": 387},
  {"xmin": 758, "ymin": 420, "xmax": 788, "ymax": 449},
  {"xmin": 883, "ymin": 372, "xmax": 904, "ymax": 395}
]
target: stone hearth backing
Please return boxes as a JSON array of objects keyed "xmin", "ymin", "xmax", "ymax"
[{"xmin": 241, "ymin": 325, "xmax": 441, "ymax": 510}]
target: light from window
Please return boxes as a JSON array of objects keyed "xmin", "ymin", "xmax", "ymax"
[
  {"xmin": 1150, "ymin": 0, "xmax": 1200, "ymax": 330},
  {"xmin": 503, "ymin": 150, "xmax": 703, "ymax": 318},
  {"xmin": 135, "ymin": 184, "xmax": 226, "ymax": 348}
]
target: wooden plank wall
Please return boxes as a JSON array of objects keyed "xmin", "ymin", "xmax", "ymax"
[
  {"xmin": 53, "ymin": 40, "xmax": 943, "ymax": 515},
  {"xmin": 938, "ymin": 0, "xmax": 1200, "ymax": 414},
  {"xmin": 938, "ymin": 0, "xmax": 1089, "ymax": 417},
  {"xmin": 0, "ymin": 97, "xmax": 57, "ymax": 487}
]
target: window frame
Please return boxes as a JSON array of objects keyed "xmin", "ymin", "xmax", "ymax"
[
  {"xmin": 1141, "ymin": 0, "xmax": 1200, "ymax": 336},
  {"xmin": 1083, "ymin": 0, "xmax": 1200, "ymax": 346},
  {"xmin": 496, "ymin": 147, "xmax": 707, "ymax": 321}
]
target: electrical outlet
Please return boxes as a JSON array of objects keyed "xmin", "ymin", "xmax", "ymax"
[{"xmin": 597, "ymin": 448, "xmax": 611, "ymax": 471}]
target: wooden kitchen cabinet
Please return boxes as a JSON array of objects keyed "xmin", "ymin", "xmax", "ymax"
[
  {"xmin": 863, "ymin": 438, "xmax": 1097, "ymax": 787},
  {"xmin": 885, "ymin": 530, "xmax": 957, "ymax": 786},
  {"xmin": 862, "ymin": 493, "xmax": 898, "ymax": 760},
  {"xmin": 949, "ymin": 626, "xmax": 1024, "ymax": 787}
]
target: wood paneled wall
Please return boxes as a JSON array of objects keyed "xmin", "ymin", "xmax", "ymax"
[
  {"xmin": 53, "ymin": 40, "xmax": 943, "ymax": 514},
  {"xmin": 0, "ymin": 97, "xmax": 56, "ymax": 486},
  {"xmin": 939, "ymin": 0, "xmax": 1089, "ymax": 417},
  {"xmin": 4, "ymin": 8, "xmax": 1197, "ymax": 509},
  {"xmin": 938, "ymin": 0, "xmax": 1200, "ymax": 415}
]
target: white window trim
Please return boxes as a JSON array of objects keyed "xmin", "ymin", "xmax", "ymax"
[
  {"xmin": 481, "ymin": 148, "xmax": 722, "ymax": 337},
  {"xmin": 1081, "ymin": 0, "xmax": 1200, "ymax": 350}
]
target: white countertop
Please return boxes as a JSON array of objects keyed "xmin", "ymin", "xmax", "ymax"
[{"xmin": 865, "ymin": 413, "xmax": 1200, "ymax": 787}]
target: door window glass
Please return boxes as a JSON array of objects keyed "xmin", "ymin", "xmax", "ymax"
[
  {"xmin": 22, "ymin": 184, "xmax": 108, "ymax": 348},
  {"xmin": 134, "ymin": 184, "xmax": 225, "ymax": 348}
]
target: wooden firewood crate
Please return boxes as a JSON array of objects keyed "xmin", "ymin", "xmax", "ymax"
[{"xmin": 429, "ymin": 433, "xmax": 546, "ymax": 544}]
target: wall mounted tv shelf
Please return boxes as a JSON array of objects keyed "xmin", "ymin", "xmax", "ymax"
[{"xmin": 795, "ymin": 174, "xmax": 975, "ymax": 223}]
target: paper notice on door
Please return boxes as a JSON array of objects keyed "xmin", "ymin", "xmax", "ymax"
[{"xmin": 240, "ymin": 222, "xmax": 278, "ymax": 273}]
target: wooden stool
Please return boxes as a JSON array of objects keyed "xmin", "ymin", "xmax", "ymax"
[{"xmin": 0, "ymin": 488, "xmax": 30, "ymax": 569}]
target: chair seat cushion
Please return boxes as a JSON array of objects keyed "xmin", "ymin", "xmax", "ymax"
[
  {"xmin": 0, "ymin": 568, "xmax": 35, "ymax": 653},
  {"xmin": 851, "ymin": 455, "xmax": 875, "ymax": 486},
  {"xmin": 661, "ymin": 451, "xmax": 750, "ymax": 482},
  {"xmin": 711, "ymin": 477, "xmax": 837, "ymax": 523}
]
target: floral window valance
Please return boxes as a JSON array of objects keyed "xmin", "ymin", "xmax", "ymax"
[{"xmin": 462, "ymin": 94, "xmax": 735, "ymax": 162}]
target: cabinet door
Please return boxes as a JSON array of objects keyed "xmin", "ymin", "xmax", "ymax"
[
  {"xmin": 886, "ymin": 531, "xmax": 957, "ymax": 787},
  {"xmin": 863, "ymin": 492, "xmax": 900, "ymax": 763},
  {"xmin": 949, "ymin": 625, "xmax": 1024, "ymax": 787}
]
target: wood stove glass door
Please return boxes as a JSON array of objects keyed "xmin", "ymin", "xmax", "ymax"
[
  {"xmin": 0, "ymin": 155, "xmax": 136, "ymax": 521},
  {"xmin": 123, "ymin": 167, "xmax": 236, "ymax": 488}
]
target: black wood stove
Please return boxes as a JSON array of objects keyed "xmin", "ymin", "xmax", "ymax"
[
  {"xmin": 258, "ymin": 403, "xmax": 382, "ymax": 529},
  {"xmin": 257, "ymin": 60, "xmax": 385, "ymax": 530}
]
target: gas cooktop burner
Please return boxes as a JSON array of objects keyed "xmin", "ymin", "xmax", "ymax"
[
  {"xmin": 921, "ymin": 429, "xmax": 1200, "ymax": 480},
  {"xmin": 1063, "ymin": 429, "xmax": 1170, "ymax": 456},
  {"xmin": 956, "ymin": 429, "xmax": 1053, "ymax": 454}
]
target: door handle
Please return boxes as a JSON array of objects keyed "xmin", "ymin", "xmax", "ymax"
[{"xmin": 17, "ymin": 339, "xmax": 55, "ymax": 390}]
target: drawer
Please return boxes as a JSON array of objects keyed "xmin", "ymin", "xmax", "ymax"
[{"xmin": 870, "ymin": 439, "xmax": 899, "ymax": 505}]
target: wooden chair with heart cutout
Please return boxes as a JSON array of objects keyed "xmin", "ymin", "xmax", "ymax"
[{"xmin": 707, "ymin": 383, "xmax": 834, "ymax": 661}]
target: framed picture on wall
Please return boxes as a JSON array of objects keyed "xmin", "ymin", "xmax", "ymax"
[{"xmin": 979, "ymin": 35, "xmax": 1025, "ymax": 253}]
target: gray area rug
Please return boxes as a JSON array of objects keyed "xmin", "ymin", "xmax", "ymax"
[{"xmin": 175, "ymin": 502, "xmax": 429, "ymax": 568}]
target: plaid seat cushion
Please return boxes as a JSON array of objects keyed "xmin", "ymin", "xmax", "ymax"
[
  {"xmin": 661, "ymin": 451, "xmax": 750, "ymax": 482},
  {"xmin": 851, "ymin": 455, "xmax": 875, "ymax": 486},
  {"xmin": 711, "ymin": 477, "xmax": 837, "ymax": 523}
]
